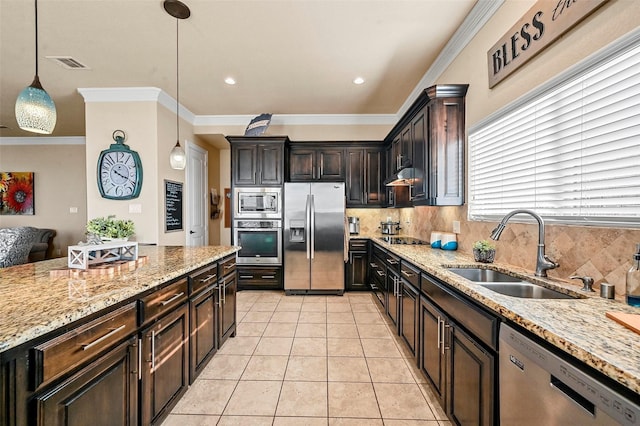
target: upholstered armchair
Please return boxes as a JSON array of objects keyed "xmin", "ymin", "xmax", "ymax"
[{"xmin": 0, "ymin": 227, "xmax": 40, "ymax": 268}]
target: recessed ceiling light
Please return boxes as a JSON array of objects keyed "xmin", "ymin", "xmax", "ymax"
[
  {"xmin": 353, "ymin": 77, "xmax": 365, "ymax": 85},
  {"xmin": 224, "ymin": 77, "xmax": 236, "ymax": 85}
]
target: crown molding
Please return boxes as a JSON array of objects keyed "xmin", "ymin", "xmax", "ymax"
[
  {"xmin": 0, "ymin": 136, "xmax": 86, "ymax": 146},
  {"xmin": 77, "ymin": 87, "xmax": 162, "ymax": 103},
  {"xmin": 194, "ymin": 113, "xmax": 397, "ymax": 127},
  {"xmin": 397, "ymin": 0, "xmax": 504, "ymax": 118}
]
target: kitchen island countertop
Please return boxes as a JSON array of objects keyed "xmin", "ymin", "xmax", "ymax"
[
  {"xmin": 0, "ymin": 245, "xmax": 238, "ymax": 353},
  {"xmin": 368, "ymin": 237, "xmax": 640, "ymax": 397}
]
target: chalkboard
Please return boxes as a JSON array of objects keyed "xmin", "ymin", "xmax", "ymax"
[{"xmin": 164, "ymin": 180, "xmax": 183, "ymax": 232}]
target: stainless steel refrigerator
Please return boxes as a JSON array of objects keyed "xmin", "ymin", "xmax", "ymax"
[{"xmin": 284, "ymin": 182, "xmax": 346, "ymax": 294}]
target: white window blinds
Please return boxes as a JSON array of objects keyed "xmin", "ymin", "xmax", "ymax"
[{"xmin": 469, "ymin": 37, "xmax": 640, "ymax": 227}]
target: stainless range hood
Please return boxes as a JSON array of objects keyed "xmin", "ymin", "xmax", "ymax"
[{"xmin": 384, "ymin": 166, "xmax": 419, "ymax": 186}]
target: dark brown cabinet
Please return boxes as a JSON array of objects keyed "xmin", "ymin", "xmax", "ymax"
[
  {"xmin": 189, "ymin": 286, "xmax": 217, "ymax": 383},
  {"xmin": 140, "ymin": 303, "xmax": 190, "ymax": 425},
  {"xmin": 346, "ymin": 239, "xmax": 369, "ymax": 291},
  {"xmin": 217, "ymin": 255, "xmax": 237, "ymax": 348},
  {"xmin": 399, "ymin": 262, "xmax": 420, "ymax": 359},
  {"xmin": 384, "ymin": 84, "xmax": 468, "ymax": 206},
  {"xmin": 33, "ymin": 338, "xmax": 138, "ymax": 426},
  {"xmin": 419, "ymin": 272, "xmax": 497, "ymax": 426},
  {"xmin": 345, "ymin": 146, "xmax": 384, "ymax": 207},
  {"xmin": 237, "ymin": 266, "xmax": 282, "ymax": 290},
  {"xmin": 289, "ymin": 146, "xmax": 344, "ymax": 181},
  {"xmin": 228, "ymin": 136, "xmax": 286, "ymax": 186}
]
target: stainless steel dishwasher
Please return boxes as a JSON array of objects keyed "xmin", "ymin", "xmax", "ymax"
[{"xmin": 499, "ymin": 323, "xmax": 639, "ymax": 425}]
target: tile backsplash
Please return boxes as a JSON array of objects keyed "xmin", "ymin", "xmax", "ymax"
[{"xmin": 347, "ymin": 206, "xmax": 640, "ymax": 301}]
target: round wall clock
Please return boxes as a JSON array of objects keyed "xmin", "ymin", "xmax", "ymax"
[{"xmin": 97, "ymin": 130, "xmax": 143, "ymax": 200}]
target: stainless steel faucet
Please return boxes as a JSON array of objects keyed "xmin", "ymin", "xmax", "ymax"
[{"xmin": 489, "ymin": 209, "xmax": 559, "ymax": 277}]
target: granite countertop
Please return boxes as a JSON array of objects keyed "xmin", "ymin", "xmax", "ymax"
[
  {"xmin": 0, "ymin": 245, "xmax": 238, "ymax": 353},
  {"xmin": 368, "ymin": 236, "xmax": 640, "ymax": 396}
]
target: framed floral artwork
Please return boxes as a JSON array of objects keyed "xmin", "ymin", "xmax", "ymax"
[{"xmin": 0, "ymin": 172, "xmax": 35, "ymax": 215}]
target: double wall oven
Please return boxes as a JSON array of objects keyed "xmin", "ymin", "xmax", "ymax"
[{"xmin": 233, "ymin": 187, "xmax": 282, "ymax": 265}]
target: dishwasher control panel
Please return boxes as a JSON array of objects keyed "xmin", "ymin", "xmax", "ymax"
[{"xmin": 500, "ymin": 324, "xmax": 638, "ymax": 425}]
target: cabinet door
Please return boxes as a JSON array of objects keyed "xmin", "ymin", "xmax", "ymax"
[
  {"xmin": 411, "ymin": 106, "xmax": 427, "ymax": 201},
  {"xmin": 35, "ymin": 338, "xmax": 138, "ymax": 426},
  {"xmin": 391, "ymin": 134, "xmax": 401, "ymax": 173},
  {"xmin": 346, "ymin": 251, "xmax": 368, "ymax": 291},
  {"xmin": 419, "ymin": 296, "xmax": 446, "ymax": 406},
  {"xmin": 218, "ymin": 273, "xmax": 237, "ymax": 348},
  {"xmin": 430, "ymin": 98, "xmax": 464, "ymax": 205},
  {"xmin": 189, "ymin": 287, "xmax": 217, "ymax": 383},
  {"xmin": 448, "ymin": 326, "xmax": 495, "ymax": 426},
  {"xmin": 258, "ymin": 144, "xmax": 283, "ymax": 185},
  {"xmin": 289, "ymin": 150, "xmax": 315, "ymax": 181},
  {"xmin": 345, "ymin": 149, "xmax": 365, "ymax": 206},
  {"xmin": 365, "ymin": 149, "xmax": 383, "ymax": 205},
  {"xmin": 400, "ymin": 123, "xmax": 412, "ymax": 169},
  {"xmin": 318, "ymin": 149, "xmax": 344, "ymax": 181},
  {"xmin": 386, "ymin": 271, "xmax": 399, "ymax": 327},
  {"xmin": 232, "ymin": 144, "xmax": 258, "ymax": 186},
  {"xmin": 400, "ymin": 282, "xmax": 418, "ymax": 358},
  {"xmin": 141, "ymin": 303, "xmax": 189, "ymax": 426}
]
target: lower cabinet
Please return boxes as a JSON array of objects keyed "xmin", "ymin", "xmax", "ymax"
[
  {"xmin": 419, "ymin": 273, "xmax": 497, "ymax": 426},
  {"xmin": 237, "ymin": 266, "xmax": 282, "ymax": 290},
  {"xmin": 346, "ymin": 240, "xmax": 369, "ymax": 291},
  {"xmin": 140, "ymin": 303, "xmax": 190, "ymax": 425},
  {"xmin": 189, "ymin": 286, "xmax": 217, "ymax": 383},
  {"xmin": 218, "ymin": 256, "xmax": 237, "ymax": 348},
  {"xmin": 33, "ymin": 337, "xmax": 138, "ymax": 426}
]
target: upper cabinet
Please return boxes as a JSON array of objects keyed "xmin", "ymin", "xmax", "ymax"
[
  {"xmin": 289, "ymin": 146, "xmax": 344, "ymax": 181},
  {"xmin": 345, "ymin": 144, "xmax": 385, "ymax": 207},
  {"xmin": 384, "ymin": 84, "xmax": 468, "ymax": 206},
  {"xmin": 228, "ymin": 136, "xmax": 287, "ymax": 186}
]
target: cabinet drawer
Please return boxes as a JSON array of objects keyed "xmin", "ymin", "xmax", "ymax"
[
  {"xmin": 219, "ymin": 255, "xmax": 237, "ymax": 278},
  {"xmin": 349, "ymin": 239, "xmax": 368, "ymax": 251},
  {"xmin": 384, "ymin": 251, "xmax": 401, "ymax": 274},
  {"xmin": 139, "ymin": 278, "xmax": 188, "ymax": 326},
  {"xmin": 400, "ymin": 260, "xmax": 420, "ymax": 289},
  {"xmin": 370, "ymin": 255, "xmax": 386, "ymax": 283},
  {"xmin": 30, "ymin": 302, "xmax": 137, "ymax": 390},
  {"xmin": 237, "ymin": 266, "xmax": 281, "ymax": 285},
  {"xmin": 372, "ymin": 243, "xmax": 387, "ymax": 260},
  {"xmin": 190, "ymin": 262, "xmax": 218, "ymax": 295}
]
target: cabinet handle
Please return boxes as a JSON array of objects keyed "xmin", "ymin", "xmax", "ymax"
[
  {"xmin": 240, "ymin": 275, "xmax": 254, "ymax": 279},
  {"xmin": 386, "ymin": 258, "xmax": 398, "ymax": 265},
  {"xmin": 137, "ymin": 338, "xmax": 142, "ymax": 380},
  {"xmin": 151, "ymin": 330, "xmax": 156, "ymax": 371},
  {"xmin": 222, "ymin": 280, "xmax": 226, "ymax": 304},
  {"xmin": 161, "ymin": 292, "xmax": 185, "ymax": 306},
  {"xmin": 401, "ymin": 270, "xmax": 414, "ymax": 278},
  {"xmin": 437, "ymin": 317, "xmax": 442, "ymax": 350},
  {"xmin": 199, "ymin": 273, "xmax": 217, "ymax": 284},
  {"xmin": 261, "ymin": 275, "xmax": 275, "ymax": 279},
  {"xmin": 376, "ymin": 270, "xmax": 385, "ymax": 277},
  {"xmin": 224, "ymin": 263, "xmax": 236, "ymax": 270},
  {"xmin": 443, "ymin": 324, "xmax": 451, "ymax": 353},
  {"xmin": 369, "ymin": 263, "xmax": 377, "ymax": 268},
  {"xmin": 80, "ymin": 324, "xmax": 126, "ymax": 351}
]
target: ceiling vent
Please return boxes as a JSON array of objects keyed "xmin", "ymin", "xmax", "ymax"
[{"xmin": 46, "ymin": 56, "xmax": 90, "ymax": 70}]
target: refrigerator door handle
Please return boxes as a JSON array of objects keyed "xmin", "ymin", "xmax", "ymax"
[
  {"xmin": 305, "ymin": 194, "xmax": 311, "ymax": 260},
  {"xmin": 310, "ymin": 194, "xmax": 315, "ymax": 259}
]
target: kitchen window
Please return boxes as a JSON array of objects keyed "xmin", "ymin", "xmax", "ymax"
[{"xmin": 468, "ymin": 30, "xmax": 640, "ymax": 228}]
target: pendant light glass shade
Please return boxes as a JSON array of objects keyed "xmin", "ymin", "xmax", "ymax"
[
  {"xmin": 16, "ymin": 0, "xmax": 56, "ymax": 135},
  {"xmin": 15, "ymin": 76, "xmax": 56, "ymax": 134},
  {"xmin": 170, "ymin": 140, "xmax": 187, "ymax": 170}
]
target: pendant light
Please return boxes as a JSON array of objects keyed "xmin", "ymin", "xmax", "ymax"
[
  {"xmin": 165, "ymin": 0, "xmax": 190, "ymax": 170},
  {"xmin": 15, "ymin": 0, "xmax": 57, "ymax": 134}
]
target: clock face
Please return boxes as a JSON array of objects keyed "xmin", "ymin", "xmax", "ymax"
[{"xmin": 97, "ymin": 148, "xmax": 143, "ymax": 200}]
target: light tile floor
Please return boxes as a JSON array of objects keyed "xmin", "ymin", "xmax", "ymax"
[{"xmin": 163, "ymin": 290, "xmax": 452, "ymax": 426}]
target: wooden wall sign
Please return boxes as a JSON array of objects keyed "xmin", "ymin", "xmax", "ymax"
[{"xmin": 488, "ymin": 0, "xmax": 609, "ymax": 88}]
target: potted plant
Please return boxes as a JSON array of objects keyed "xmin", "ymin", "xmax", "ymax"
[
  {"xmin": 86, "ymin": 215, "xmax": 135, "ymax": 241},
  {"xmin": 473, "ymin": 240, "xmax": 496, "ymax": 263}
]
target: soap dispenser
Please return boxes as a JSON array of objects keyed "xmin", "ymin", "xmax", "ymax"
[{"xmin": 626, "ymin": 243, "xmax": 640, "ymax": 307}]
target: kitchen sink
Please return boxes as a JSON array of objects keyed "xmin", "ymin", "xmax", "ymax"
[
  {"xmin": 447, "ymin": 268, "xmax": 521, "ymax": 282},
  {"xmin": 478, "ymin": 282, "xmax": 576, "ymax": 299},
  {"xmin": 447, "ymin": 267, "xmax": 580, "ymax": 299}
]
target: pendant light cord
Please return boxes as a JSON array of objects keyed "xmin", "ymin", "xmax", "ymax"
[
  {"xmin": 34, "ymin": 0, "xmax": 39, "ymax": 76},
  {"xmin": 175, "ymin": 18, "xmax": 179, "ymax": 143}
]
